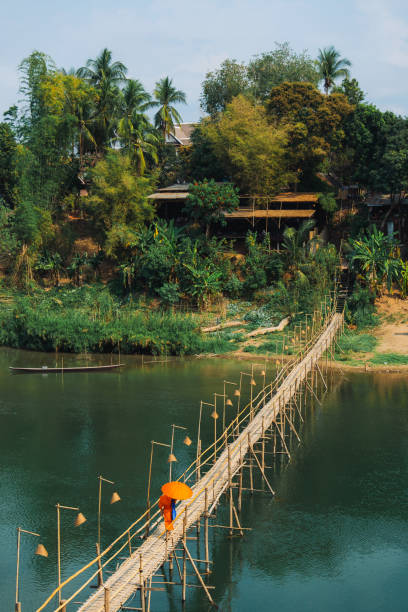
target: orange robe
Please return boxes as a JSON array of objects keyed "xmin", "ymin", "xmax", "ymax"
[{"xmin": 159, "ymin": 494, "xmax": 174, "ymax": 530}]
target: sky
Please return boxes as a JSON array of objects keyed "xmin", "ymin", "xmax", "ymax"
[{"xmin": 1, "ymin": 0, "xmax": 408, "ymax": 121}]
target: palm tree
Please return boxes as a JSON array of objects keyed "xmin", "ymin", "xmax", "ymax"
[
  {"xmin": 152, "ymin": 77, "xmax": 186, "ymax": 140},
  {"xmin": 120, "ymin": 79, "xmax": 152, "ymax": 116},
  {"xmin": 118, "ymin": 113, "xmax": 159, "ymax": 174},
  {"xmin": 117, "ymin": 80, "xmax": 158, "ymax": 174},
  {"xmin": 78, "ymin": 48, "xmax": 127, "ymax": 88},
  {"xmin": 316, "ymin": 46, "xmax": 351, "ymax": 94},
  {"xmin": 78, "ymin": 49, "xmax": 127, "ymax": 149}
]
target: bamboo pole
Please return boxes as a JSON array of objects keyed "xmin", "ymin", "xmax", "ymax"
[
  {"xmin": 104, "ymin": 587, "xmax": 110, "ymax": 612},
  {"xmin": 204, "ymin": 488, "xmax": 210, "ymax": 574},
  {"xmin": 238, "ymin": 444, "xmax": 243, "ymax": 512},
  {"xmin": 139, "ymin": 555, "xmax": 145, "ymax": 612},
  {"xmin": 228, "ymin": 445, "xmax": 233, "ymax": 537},
  {"xmin": 182, "ymin": 511, "xmax": 187, "ymax": 602},
  {"xmin": 182, "ymin": 541, "xmax": 215, "ymax": 605}
]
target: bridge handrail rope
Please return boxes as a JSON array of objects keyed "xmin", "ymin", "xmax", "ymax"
[{"xmin": 36, "ymin": 297, "xmax": 341, "ymax": 612}]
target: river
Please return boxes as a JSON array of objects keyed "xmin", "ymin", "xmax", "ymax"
[{"xmin": 1, "ymin": 347, "xmax": 408, "ymax": 611}]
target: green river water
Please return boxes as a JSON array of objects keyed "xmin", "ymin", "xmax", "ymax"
[{"xmin": 1, "ymin": 347, "xmax": 408, "ymax": 611}]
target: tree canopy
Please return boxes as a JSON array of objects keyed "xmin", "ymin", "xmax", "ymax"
[
  {"xmin": 267, "ymin": 82, "xmax": 353, "ymax": 185},
  {"xmin": 201, "ymin": 95, "xmax": 293, "ymax": 195},
  {"xmin": 86, "ymin": 151, "xmax": 155, "ymax": 256}
]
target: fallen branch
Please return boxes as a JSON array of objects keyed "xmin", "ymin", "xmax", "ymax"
[
  {"xmin": 201, "ymin": 319, "xmax": 245, "ymax": 333},
  {"xmin": 246, "ymin": 317, "xmax": 290, "ymax": 338}
]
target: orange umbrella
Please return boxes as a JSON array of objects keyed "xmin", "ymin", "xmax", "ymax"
[{"xmin": 161, "ymin": 481, "xmax": 193, "ymax": 500}]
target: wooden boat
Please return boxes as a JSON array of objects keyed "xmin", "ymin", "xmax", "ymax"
[{"xmin": 9, "ymin": 364, "xmax": 124, "ymax": 374}]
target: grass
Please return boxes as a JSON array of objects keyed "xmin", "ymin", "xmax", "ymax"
[
  {"xmin": 369, "ymin": 353, "xmax": 408, "ymax": 365},
  {"xmin": 0, "ymin": 285, "xmax": 232, "ymax": 356},
  {"xmin": 336, "ymin": 332, "xmax": 377, "ymax": 354}
]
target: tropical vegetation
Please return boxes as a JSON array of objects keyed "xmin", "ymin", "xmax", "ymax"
[{"xmin": 1, "ymin": 42, "xmax": 408, "ymax": 355}]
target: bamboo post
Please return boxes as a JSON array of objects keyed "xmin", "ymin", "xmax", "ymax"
[
  {"xmin": 183, "ymin": 541, "xmax": 215, "ymax": 605},
  {"xmin": 139, "ymin": 555, "xmax": 146, "ymax": 612},
  {"xmin": 57, "ymin": 504, "xmax": 61, "ymax": 605},
  {"xmin": 248, "ymin": 433, "xmax": 254, "ymax": 494},
  {"xmin": 60, "ymin": 602, "xmax": 67, "ymax": 612},
  {"xmin": 167, "ymin": 531, "xmax": 173, "ymax": 573},
  {"xmin": 213, "ymin": 397, "xmax": 217, "ymax": 462},
  {"xmin": 228, "ymin": 444, "xmax": 233, "ymax": 537},
  {"xmin": 261, "ymin": 416, "xmax": 265, "ymax": 472},
  {"xmin": 238, "ymin": 444, "xmax": 243, "ymax": 512},
  {"xmin": 96, "ymin": 542, "xmax": 103, "ymax": 586},
  {"xmin": 204, "ymin": 488, "xmax": 210, "ymax": 574},
  {"xmin": 182, "ymin": 510, "xmax": 187, "ymax": 602},
  {"xmin": 127, "ymin": 531, "xmax": 132, "ymax": 556},
  {"xmin": 196, "ymin": 438, "xmax": 201, "ymax": 483},
  {"xmin": 104, "ymin": 587, "xmax": 110, "ymax": 612},
  {"xmin": 147, "ymin": 576, "xmax": 152, "ymax": 612},
  {"xmin": 15, "ymin": 528, "xmax": 21, "ymax": 612}
]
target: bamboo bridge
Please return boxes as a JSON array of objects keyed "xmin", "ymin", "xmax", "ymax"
[{"xmin": 36, "ymin": 306, "xmax": 344, "ymax": 612}]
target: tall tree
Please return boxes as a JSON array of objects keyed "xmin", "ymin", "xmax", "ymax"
[
  {"xmin": 316, "ymin": 46, "xmax": 351, "ymax": 94},
  {"xmin": 152, "ymin": 77, "xmax": 186, "ymax": 140},
  {"xmin": 16, "ymin": 52, "xmax": 75, "ymax": 211},
  {"xmin": 0, "ymin": 123, "xmax": 17, "ymax": 206},
  {"xmin": 247, "ymin": 42, "xmax": 319, "ymax": 102},
  {"xmin": 202, "ymin": 95, "xmax": 294, "ymax": 196},
  {"xmin": 86, "ymin": 151, "xmax": 154, "ymax": 256},
  {"xmin": 267, "ymin": 82, "xmax": 353, "ymax": 186},
  {"xmin": 78, "ymin": 49, "xmax": 128, "ymax": 149},
  {"xmin": 200, "ymin": 59, "xmax": 249, "ymax": 116},
  {"xmin": 117, "ymin": 80, "xmax": 158, "ymax": 174},
  {"xmin": 78, "ymin": 48, "xmax": 127, "ymax": 88}
]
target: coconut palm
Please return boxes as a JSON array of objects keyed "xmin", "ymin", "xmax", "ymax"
[
  {"xmin": 120, "ymin": 79, "xmax": 152, "ymax": 116},
  {"xmin": 152, "ymin": 76, "xmax": 186, "ymax": 140},
  {"xmin": 316, "ymin": 46, "xmax": 351, "ymax": 94},
  {"xmin": 78, "ymin": 48, "xmax": 127, "ymax": 88},
  {"xmin": 118, "ymin": 113, "xmax": 159, "ymax": 175},
  {"xmin": 78, "ymin": 49, "xmax": 127, "ymax": 148},
  {"xmin": 117, "ymin": 80, "xmax": 158, "ymax": 174}
]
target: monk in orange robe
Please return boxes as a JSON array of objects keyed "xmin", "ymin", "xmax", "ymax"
[{"xmin": 159, "ymin": 494, "xmax": 174, "ymax": 530}]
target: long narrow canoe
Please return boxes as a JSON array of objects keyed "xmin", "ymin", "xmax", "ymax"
[{"xmin": 9, "ymin": 364, "xmax": 124, "ymax": 374}]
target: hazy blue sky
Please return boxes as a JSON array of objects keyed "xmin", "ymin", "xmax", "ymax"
[{"xmin": 1, "ymin": 0, "xmax": 408, "ymax": 120}]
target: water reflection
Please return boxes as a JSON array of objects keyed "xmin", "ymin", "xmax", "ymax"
[{"xmin": 1, "ymin": 349, "xmax": 408, "ymax": 611}]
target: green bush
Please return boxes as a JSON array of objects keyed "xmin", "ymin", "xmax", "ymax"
[
  {"xmin": 346, "ymin": 285, "xmax": 378, "ymax": 328},
  {"xmin": 156, "ymin": 282, "xmax": 180, "ymax": 306}
]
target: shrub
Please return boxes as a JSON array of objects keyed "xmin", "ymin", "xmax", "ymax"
[
  {"xmin": 346, "ymin": 285, "xmax": 378, "ymax": 328},
  {"xmin": 157, "ymin": 282, "xmax": 180, "ymax": 306}
]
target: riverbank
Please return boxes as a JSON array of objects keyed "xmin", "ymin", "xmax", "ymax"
[
  {"xmin": 221, "ymin": 293, "xmax": 408, "ymax": 373},
  {"xmin": 1, "ymin": 285, "xmax": 407, "ymax": 372}
]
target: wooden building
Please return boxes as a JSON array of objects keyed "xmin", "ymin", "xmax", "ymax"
[{"xmin": 148, "ymin": 185, "xmax": 319, "ymax": 245}]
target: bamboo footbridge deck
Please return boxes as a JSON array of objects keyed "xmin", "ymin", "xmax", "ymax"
[{"xmin": 37, "ymin": 309, "xmax": 344, "ymax": 612}]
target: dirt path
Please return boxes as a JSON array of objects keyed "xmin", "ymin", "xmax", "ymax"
[{"xmin": 374, "ymin": 295, "xmax": 408, "ymax": 353}]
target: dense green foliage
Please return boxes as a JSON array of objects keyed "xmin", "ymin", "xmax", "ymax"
[
  {"xmin": 200, "ymin": 43, "xmax": 319, "ymax": 114},
  {"xmin": 0, "ymin": 286, "xmax": 230, "ymax": 355},
  {"xmin": 183, "ymin": 179, "xmax": 239, "ymax": 236},
  {"xmin": 347, "ymin": 226, "xmax": 400, "ymax": 294},
  {"xmin": 1, "ymin": 42, "xmax": 407, "ymax": 356},
  {"xmin": 86, "ymin": 151, "xmax": 155, "ymax": 255}
]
